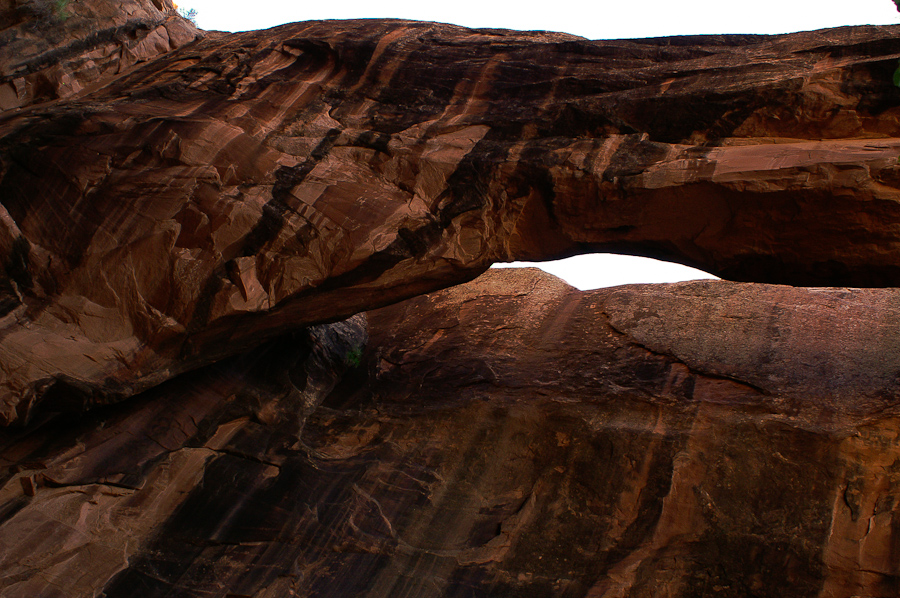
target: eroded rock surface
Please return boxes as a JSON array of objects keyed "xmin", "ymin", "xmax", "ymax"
[
  {"xmin": 1, "ymin": 269, "xmax": 899, "ymax": 597},
  {"xmin": 0, "ymin": 312, "xmax": 366, "ymax": 597},
  {"xmin": 3, "ymin": 12, "xmax": 900, "ymax": 422},
  {"xmin": 0, "ymin": 0, "xmax": 201, "ymax": 111},
  {"xmin": 4, "ymin": 6, "xmax": 900, "ymax": 594}
]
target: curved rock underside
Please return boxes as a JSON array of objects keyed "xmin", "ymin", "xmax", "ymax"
[
  {"xmin": 3, "ymin": 1, "xmax": 900, "ymax": 421},
  {"xmin": 3, "ymin": 2, "xmax": 900, "ymax": 596},
  {"xmin": 3, "ymin": 269, "xmax": 900, "ymax": 597}
]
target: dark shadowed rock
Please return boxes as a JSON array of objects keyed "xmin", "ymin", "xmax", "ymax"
[{"xmin": 0, "ymin": 312, "xmax": 366, "ymax": 597}]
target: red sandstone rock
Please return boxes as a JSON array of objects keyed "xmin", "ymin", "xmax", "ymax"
[
  {"xmin": 1, "ymin": 269, "xmax": 899, "ymax": 597},
  {"xmin": 4, "ymin": 12, "xmax": 900, "ymax": 423},
  {"xmin": 3, "ymin": 2, "xmax": 900, "ymax": 595},
  {"xmin": 0, "ymin": 0, "xmax": 201, "ymax": 111}
]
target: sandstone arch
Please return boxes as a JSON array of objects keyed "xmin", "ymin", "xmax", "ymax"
[
  {"xmin": 6, "ymin": 3, "xmax": 900, "ymax": 596},
  {"xmin": 2, "ymin": 4, "xmax": 900, "ymax": 421}
]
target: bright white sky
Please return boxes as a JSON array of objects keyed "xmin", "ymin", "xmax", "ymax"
[
  {"xmin": 181, "ymin": 1, "xmax": 899, "ymax": 289},
  {"xmin": 184, "ymin": 0, "xmax": 898, "ymax": 39}
]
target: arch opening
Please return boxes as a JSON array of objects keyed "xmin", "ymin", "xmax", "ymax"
[{"xmin": 491, "ymin": 254, "xmax": 719, "ymax": 291}]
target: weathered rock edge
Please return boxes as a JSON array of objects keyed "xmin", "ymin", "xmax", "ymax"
[{"xmin": 3, "ymin": 9, "xmax": 900, "ymax": 422}]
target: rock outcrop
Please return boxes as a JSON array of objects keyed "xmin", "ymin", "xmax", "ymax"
[
  {"xmin": 0, "ymin": 0, "xmax": 201, "ymax": 111},
  {"xmin": 4, "ymin": 2, "xmax": 900, "ymax": 595},
  {"xmin": 3, "ymin": 10, "xmax": 900, "ymax": 423},
  {"xmin": 3, "ymin": 268, "xmax": 900, "ymax": 597},
  {"xmin": 0, "ymin": 311, "xmax": 367, "ymax": 597}
]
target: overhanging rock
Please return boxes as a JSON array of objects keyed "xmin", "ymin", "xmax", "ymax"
[{"xmin": 2, "ymin": 9, "xmax": 900, "ymax": 422}]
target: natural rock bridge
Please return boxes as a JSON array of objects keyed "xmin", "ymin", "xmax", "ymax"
[{"xmin": 2, "ymin": 1, "xmax": 900, "ymax": 596}]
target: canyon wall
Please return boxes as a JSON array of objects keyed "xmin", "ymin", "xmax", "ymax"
[
  {"xmin": 2, "ymin": 1, "xmax": 900, "ymax": 596},
  {"xmin": 3, "ymin": 269, "xmax": 900, "ymax": 597}
]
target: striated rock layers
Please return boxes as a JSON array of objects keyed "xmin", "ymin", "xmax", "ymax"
[
  {"xmin": 4, "ymin": 2, "xmax": 900, "ymax": 595},
  {"xmin": 3, "ymin": 268, "xmax": 900, "ymax": 597},
  {"xmin": 0, "ymin": 0, "xmax": 201, "ymax": 111},
  {"xmin": 3, "ymin": 4, "xmax": 900, "ymax": 422}
]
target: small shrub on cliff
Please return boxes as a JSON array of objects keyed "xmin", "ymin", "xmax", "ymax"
[
  {"xmin": 19, "ymin": 0, "xmax": 70, "ymax": 21},
  {"xmin": 345, "ymin": 347, "xmax": 363, "ymax": 368},
  {"xmin": 52, "ymin": 0, "xmax": 69, "ymax": 19}
]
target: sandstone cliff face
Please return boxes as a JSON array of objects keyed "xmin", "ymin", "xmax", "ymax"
[
  {"xmin": 3, "ymin": 13, "xmax": 900, "ymax": 422},
  {"xmin": 3, "ymin": 3, "xmax": 900, "ymax": 596},
  {"xmin": 0, "ymin": 0, "xmax": 201, "ymax": 111},
  {"xmin": 0, "ymin": 312, "xmax": 367, "ymax": 597},
  {"xmin": 2, "ymin": 269, "xmax": 900, "ymax": 598}
]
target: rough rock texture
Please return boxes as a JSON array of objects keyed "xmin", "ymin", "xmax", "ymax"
[
  {"xmin": 0, "ymin": 312, "xmax": 367, "ymax": 597},
  {"xmin": 5, "ymin": 4, "xmax": 900, "ymax": 595},
  {"xmin": 3, "ymin": 268, "xmax": 900, "ymax": 597},
  {"xmin": 4, "ymin": 12, "xmax": 900, "ymax": 422},
  {"xmin": 0, "ymin": 0, "xmax": 201, "ymax": 111}
]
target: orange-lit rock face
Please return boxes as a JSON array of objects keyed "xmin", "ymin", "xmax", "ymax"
[
  {"xmin": 4, "ymin": 15, "xmax": 900, "ymax": 423},
  {"xmin": 2, "ymin": 269, "xmax": 900, "ymax": 597}
]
